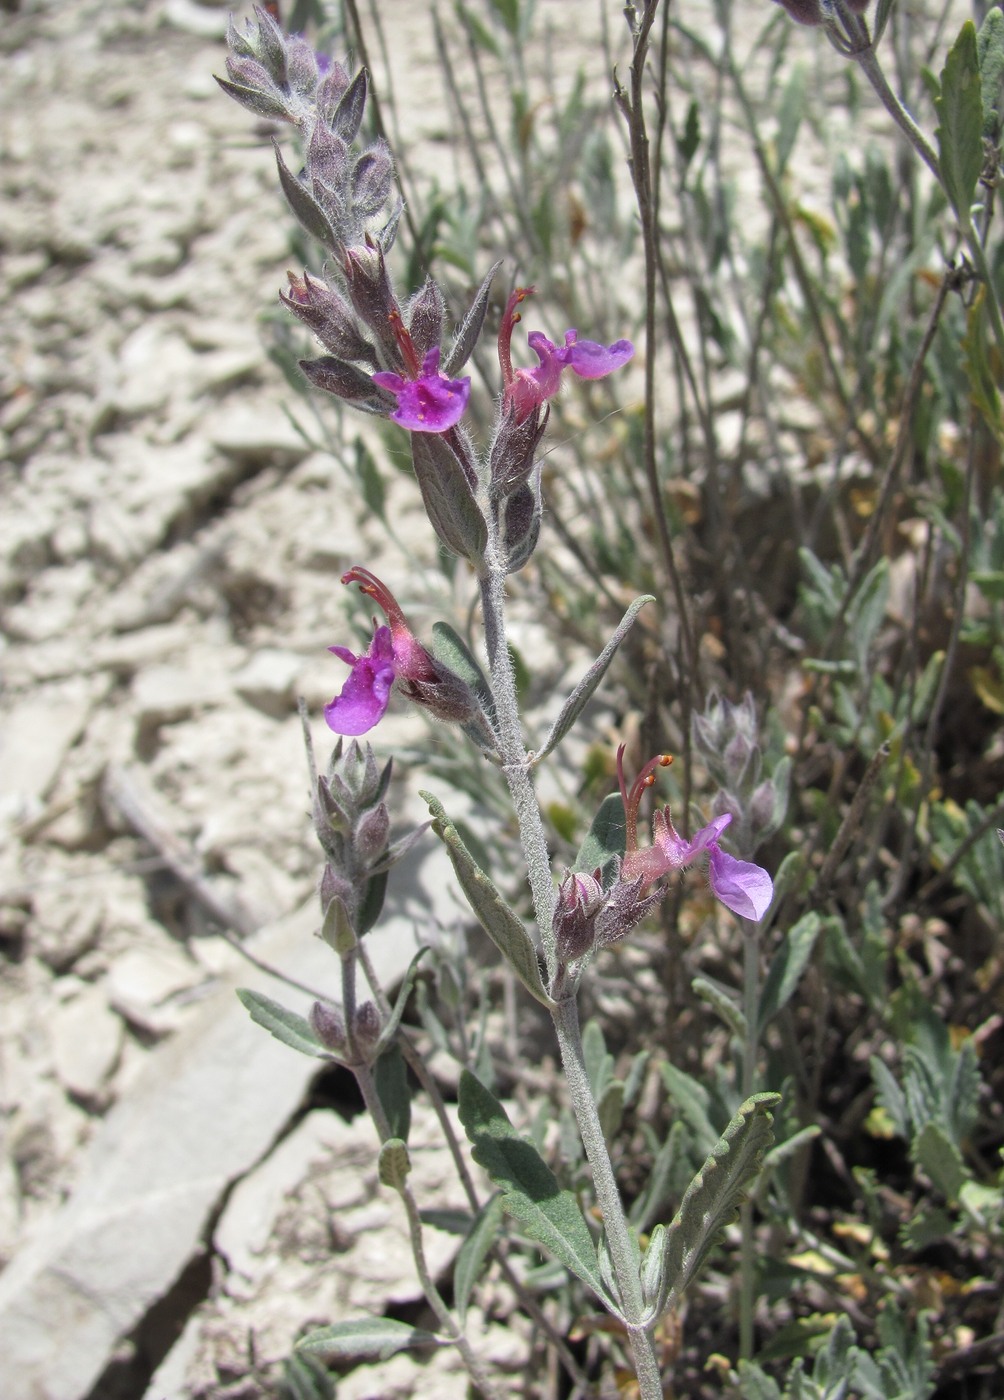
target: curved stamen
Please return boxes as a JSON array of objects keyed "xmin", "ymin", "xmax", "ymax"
[
  {"xmin": 617, "ymin": 745, "xmax": 673, "ymax": 853},
  {"xmin": 341, "ymin": 565, "xmax": 409, "ymax": 633},
  {"xmin": 498, "ymin": 285, "xmax": 534, "ymax": 388}
]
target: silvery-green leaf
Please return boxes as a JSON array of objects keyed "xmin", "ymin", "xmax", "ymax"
[
  {"xmin": 375, "ymin": 947, "xmax": 431, "ymax": 1056},
  {"xmin": 236, "ymin": 989, "xmax": 330, "ymax": 1059},
  {"xmin": 274, "ymin": 142, "xmax": 336, "ymax": 249},
  {"xmin": 535, "ymin": 596, "xmax": 654, "ymax": 763},
  {"xmin": 572, "ymin": 793, "xmax": 626, "ymax": 884},
  {"xmin": 693, "ymin": 975, "xmax": 747, "ymax": 1041},
  {"xmin": 453, "ymin": 1194, "xmax": 504, "ymax": 1324},
  {"xmin": 374, "ymin": 1043, "xmax": 411, "ymax": 1142},
  {"xmin": 444, "ymin": 260, "xmax": 503, "ymax": 375},
  {"xmin": 458, "ymin": 1070, "xmax": 608, "ymax": 1302},
  {"xmin": 378, "ymin": 1138, "xmax": 412, "ymax": 1190},
  {"xmin": 757, "ymin": 912, "xmax": 822, "ymax": 1035},
  {"xmin": 422, "ymin": 792, "xmax": 552, "ymax": 1006},
  {"xmin": 935, "ymin": 21, "xmax": 983, "ymax": 223},
  {"xmin": 297, "ymin": 1318, "xmax": 438, "ymax": 1362},
  {"xmin": 657, "ymin": 1093, "xmax": 780, "ymax": 1316}
]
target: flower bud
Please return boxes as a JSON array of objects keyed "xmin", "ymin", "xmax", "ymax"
[
  {"xmin": 355, "ymin": 802, "xmax": 390, "ymax": 865},
  {"xmin": 773, "ymin": 0, "xmax": 824, "ymax": 23},
  {"xmin": 354, "ymin": 1000, "xmax": 382, "ymax": 1049},
  {"xmin": 554, "ymin": 869, "xmax": 606, "ymax": 964},
  {"xmin": 309, "ymin": 1000, "xmax": 347, "ymax": 1052},
  {"xmin": 750, "ymin": 779, "xmax": 780, "ymax": 837},
  {"xmin": 320, "ymin": 862, "xmax": 353, "ymax": 914}
]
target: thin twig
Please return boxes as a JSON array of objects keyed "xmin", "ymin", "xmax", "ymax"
[{"xmin": 101, "ymin": 763, "xmax": 327, "ymax": 1001}]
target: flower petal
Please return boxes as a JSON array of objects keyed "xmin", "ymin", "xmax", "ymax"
[
  {"xmin": 372, "ymin": 347, "xmax": 470, "ymax": 433},
  {"xmin": 324, "ymin": 625, "xmax": 396, "ymax": 735},
  {"xmin": 564, "ymin": 334, "xmax": 635, "ymax": 380},
  {"xmin": 707, "ymin": 846, "xmax": 774, "ymax": 921}
]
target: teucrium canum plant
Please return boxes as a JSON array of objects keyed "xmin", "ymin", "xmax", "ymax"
[{"xmin": 215, "ymin": 7, "xmax": 780, "ymax": 1395}]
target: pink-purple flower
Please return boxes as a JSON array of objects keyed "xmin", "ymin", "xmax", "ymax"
[
  {"xmin": 372, "ymin": 347, "xmax": 470, "ymax": 433},
  {"xmin": 325, "ymin": 566, "xmax": 480, "ymax": 735},
  {"xmin": 325, "ymin": 567, "xmax": 439, "ymax": 735},
  {"xmin": 617, "ymin": 748, "xmax": 774, "ymax": 921},
  {"xmin": 497, "ymin": 287, "xmax": 634, "ymax": 423}
]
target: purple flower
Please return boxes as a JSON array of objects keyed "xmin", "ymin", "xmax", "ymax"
[
  {"xmin": 649, "ymin": 809, "xmax": 774, "ymax": 921},
  {"xmin": 617, "ymin": 747, "xmax": 774, "ymax": 922},
  {"xmin": 324, "ymin": 625, "xmax": 397, "ymax": 735},
  {"xmin": 325, "ymin": 567, "xmax": 436, "ymax": 736},
  {"xmin": 324, "ymin": 566, "xmax": 479, "ymax": 736},
  {"xmin": 497, "ymin": 287, "xmax": 634, "ymax": 423},
  {"xmin": 372, "ymin": 347, "xmax": 471, "ymax": 433}
]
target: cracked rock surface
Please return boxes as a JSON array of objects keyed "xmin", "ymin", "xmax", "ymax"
[{"xmin": 1, "ymin": 1, "xmax": 507, "ymax": 1395}]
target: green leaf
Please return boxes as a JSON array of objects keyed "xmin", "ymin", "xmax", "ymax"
[
  {"xmin": 912, "ymin": 1121, "xmax": 969, "ymax": 1200},
  {"xmin": 410, "ymin": 433, "xmax": 488, "ymax": 562},
  {"xmin": 656, "ymin": 1093, "xmax": 780, "ymax": 1316},
  {"xmin": 297, "ymin": 1317, "xmax": 438, "ymax": 1362},
  {"xmin": 455, "ymin": 0, "xmax": 501, "ymax": 56},
  {"xmin": 870, "ymin": 1055, "xmax": 911, "ymax": 1139},
  {"xmin": 757, "ymin": 912, "xmax": 822, "ymax": 1035},
  {"xmin": 962, "ymin": 288, "xmax": 1004, "ymax": 441},
  {"xmin": 378, "ymin": 1138, "xmax": 412, "ymax": 1190},
  {"xmin": 935, "ymin": 21, "xmax": 984, "ymax": 222},
  {"xmin": 677, "ymin": 99, "xmax": 700, "ymax": 168},
  {"xmin": 236, "ymin": 989, "xmax": 330, "ymax": 1059},
  {"xmin": 374, "ymin": 1043, "xmax": 411, "ymax": 1142},
  {"xmin": 977, "ymin": 6, "xmax": 1004, "ymax": 140},
  {"xmin": 535, "ymin": 596, "xmax": 654, "ymax": 763},
  {"xmin": 692, "ymin": 975, "xmax": 747, "ymax": 1041},
  {"xmin": 598, "ymin": 1080, "xmax": 626, "ymax": 1145},
  {"xmin": 458, "ymin": 1070, "xmax": 607, "ymax": 1300},
  {"xmin": 776, "ymin": 63, "xmax": 807, "ymax": 176},
  {"xmin": 422, "ymin": 792, "xmax": 552, "ymax": 1006},
  {"xmin": 453, "ymin": 1193, "xmax": 504, "ymax": 1324},
  {"xmin": 281, "ymin": 1351, "xmax": 336, "ymax": 1400},
  {"xmin": 353, "ymin": 437, "xmax": 386, "ymax": 522},
  {"xmin": 660, "ymin": 1061, "xmax": 719, "ymax": 1156},
  {"xmin": 573, "ymin": 792, "xmax": 627, "ymax": 883}
]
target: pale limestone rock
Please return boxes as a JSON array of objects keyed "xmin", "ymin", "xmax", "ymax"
[
  {"xmin": 232, "ymin": 649, "xmax": 304, "ymax": 719},
  {"xmin": 131, "ymin": 661, "xmax": 232, "ymax": 729},
  {"xmin": 0, "ymin": 678, "xmax": 107, "ymax": 824},
  {"xmin": 0, "ymin": 854, "xmax": 434, "ymax": 1400},
  {"xmin": 50, "ymin": 984, "xmax": 124, "ymax": 1103},
  {"xmin": 106, "ymin": 942, "xmax": 204, "ymax": 1035}
]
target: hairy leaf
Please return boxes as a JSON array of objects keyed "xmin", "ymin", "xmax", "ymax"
[
  {"xmin": 236, "ymin": 989, "xmax": 330, "ymax": 1059},
  {"xmin": 657, "ymin": 1093, "xmax": 780, "ymax": 1315},
  {"xmin": 536, "ymin": 596, "xmax": 654, "ymax": 763},
  {"xmin": 936, "ymin": 21, "xmax": 983, "ymax": 223},
  {"xmin": 422, "ymin": 792, "xmax": 552, "ymax": 1005},
  {"xmin": 297, "ymin": 1317, "xmax": 438, "ymax": 1362},
  {"xmin": 453, "ymin": 1193, "xmax": 505, "ymax": 1324},
  {"xmin": 458, "ymin": 1070, "xmax": 606, "ymax": 1299}
]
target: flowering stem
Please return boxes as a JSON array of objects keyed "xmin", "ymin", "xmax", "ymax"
[
  {"xmin": 479, "ymin": 532, "xmax": 661, "ymax": 1396},
  {"xmin": 551, "ymin": 996, "xmax": 664, "ymax": 1399},
  {"xmin": 477, "ymin": 559, "xmax": 557, "ymax": 980},
  {"xmin": 738, "ymin": 921, "xmax": 761, "ymax": 1360}
]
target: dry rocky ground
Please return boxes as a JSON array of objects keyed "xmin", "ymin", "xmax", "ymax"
[
  {"xmin": 0, "ymin": 0, "xmax": 535, "ymax": 1395},
  {"xmin": 0, "ymin": 0, "xmax": 879, "ymax": 1394}
]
